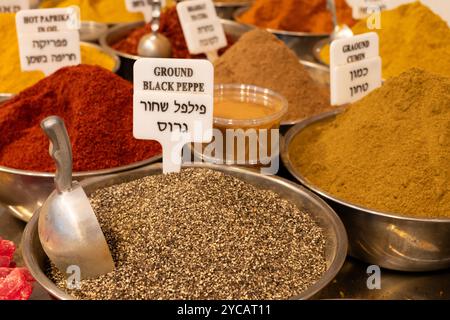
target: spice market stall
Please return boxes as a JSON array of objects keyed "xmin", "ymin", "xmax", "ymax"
[{"xmin": 0, "ymin": 0, "xmax": 449, "ymax": 303}]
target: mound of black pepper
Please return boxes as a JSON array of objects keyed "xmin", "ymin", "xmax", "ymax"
[{"xmin": 47, "ymin": 168, "xmax": 327, "ymax": 300}]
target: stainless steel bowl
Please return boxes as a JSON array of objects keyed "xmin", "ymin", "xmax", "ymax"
[
  {"xmin": 80, "ymin": 21, "xmax": 109, "ymax": 43},
  {"xmin": 233, "ymin": 7, "xmax": 328, "ymax": 60},
  {"xmin": 22, "ymin": 162, "xmax": 348, "ymax": 300},
  {"xmin": 301, "ymin": 60, "xmax": 329, "ymax": 86},
  {"xmin": 313, "ymin": 38, "xmax": 330, "ymax": 65},
  {"xmin": 0, "ymin": 94, "xmax": 160, "ymax": 222},
  {"xmin": 281, "ymin": 109, "xmax": 450, "ymax": 272},
  {"xmin": 214, "ymin": 1, "xmax": 252, "ymax": 20},
  {"xmin": 99, "ymin": 19, "xmax": 252, "ymax": 82}
]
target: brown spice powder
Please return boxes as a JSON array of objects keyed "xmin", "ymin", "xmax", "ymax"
[{"xmin": 214, "ymin": 29, "xmax": 332, "ymax": 123}]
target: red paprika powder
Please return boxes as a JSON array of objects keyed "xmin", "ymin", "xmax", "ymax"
[{"xmin": 0, "ymin": 64, "xmax": 161, "ymax": 172}]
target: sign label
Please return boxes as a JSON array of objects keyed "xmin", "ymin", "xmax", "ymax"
[
  {"xmin": 330, "ymin": 32, "xmax": 382, "ymax": 106},
  {"xmin": 16, "ymin": 7, "xmax": 81, "ymax": 76},
  {"xmin": 124, "ymin": 0, "xmax": 163, "ymax": 22},
  {"xmin": 347, "ymin": 0, "xmax": 418, "ymax": 19},
  {"xmin": 176, "ymin": 0, "xmax": 227, "ymax": 55},
  {"xmin": 133, "ymin": 58, "xmax": 214, "ymax": 173},
  {"xmin": 347, "ymin": 0, "xmax": 387, "ymax": 19},
  {"xmin": 0, "ymin": 0, "xmax": 29, "ymax": 13}
]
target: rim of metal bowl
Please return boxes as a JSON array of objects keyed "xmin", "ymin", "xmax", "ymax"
[
  {"xmin": 0, "ymin": 94, "xmax": 161, "ymax": 178},
  {"xmin": 22, "ymin": 162, "xmax": 348, "ymax": 300},
  {"xmin": 281, "ymin": 109, "xmax": 450, "ymax": 223},
  {"xmin": 233, "ymin": 7, "xmax": 330, "ymax": 37},
  {"xmin": 99, "ymin": 19, "xmax": 249, "ymax": 61},
  {"xmin": 80, "ymin": 41, "xmax": 121, "ymax": 74},
  {"xmin": 312, "ymin": 38, "xmax": 330, "ymax": 65},
  {"xmin": 79, "ymin": 20, "xmax": 109, "ymax": 43},
  {"xmin": 214, "ymin": 0, "xmax": 252, "ymax": 7}
]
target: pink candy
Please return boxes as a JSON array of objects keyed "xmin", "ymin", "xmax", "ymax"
[{"xmin": 0, "ymin": 237, "xmax": 35, "ymax": 300}]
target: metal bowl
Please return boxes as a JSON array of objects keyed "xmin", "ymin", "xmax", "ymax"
[
  {"xmin": 80, "ymin": 21, "xmax": 109, "ymax": 42},
  {"xmin": 0, "ymin": 93, "xmax": 160, "ymax": 222},
  {"xmin": 99, "ymin": 19, "xmax": 252, "ymax": 82},
  {"xmin": 233, "ymin": 7, "xmax": 328, "ymax": 60},
  {"xmin": 214, "ymin": 1, "xmax": 252, "ymax": 20},
  {"xmin": 313, "ymin": 38, "xmax": 330, "ymax": 65},
  {"xmin": 281, "ymin": 109, "xmax": 450, "ymax": 272},
  {"xmin": 22, "ymin": 162, "xmax": 348, "ymax": 300}
]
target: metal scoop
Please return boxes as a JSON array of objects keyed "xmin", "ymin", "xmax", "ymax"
[
  {"xmin": 38, "ymin": 116, "xmax": 114, "ymax": 280},
  {"xmin": 327, "ymin": 0, "xmax": 353, "ymax": 41},
  {"xmin": 137, "ymin": 0, "xmax": 172, "ymax": 58}
]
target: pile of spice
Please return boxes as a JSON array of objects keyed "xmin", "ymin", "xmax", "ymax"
[
  {"xmin": 214, "ymin": 29, "xmax": 332, "ymax": 123},
  {"xmin": 47, "ymin": 168, "xmax": 327, "ymax": 300},
  {"xmin": 237, "ymin": 0, "xmax": 355, "ymax": 33},
  {"xmin": 39, "ymin": 0, "xmax": 150, "ymax": 23},
  {"xmin": 112, "ymin": 7, "xmax": 232, "ymax": 58},
  {"xmin": 0, "ymin": 65, "xmax": 161, "ymax": 172},
  {"xmin": 289, "ymin": 68, "xmax": 450, "ymax": 218},
  {"xmin": 0, "ymin": 13, "xmax": 116, "ymax": 94},
  {"xmin": 320, "ymin": 2, "xmax": 450, "ymax": 79}
]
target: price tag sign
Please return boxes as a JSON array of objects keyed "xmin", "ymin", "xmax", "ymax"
[
  {"xmin": 347, "ymin": 0, "xmax": 416, "ymax": 19},
  {"xmin": 176, "ymin": 0, "xmax": 227, "ymax": 55},
  {"xmin": 16, "ymin": 7, "xmax": 81, "ymax": 76},
  {"xmin": 330, "ymin": 32, "xmax": 382, "ymax": 106},
  {"xmin": 0, "ymin": 0, "xmax": 29, "ymax": 13},
  {"xmin": 347, "ymin": 0, "xmax": 387, "ymax": 19},
  {"xmin": 133, "ymin": 58, "xmax": 214, "ymax": 173},
  {"xmin": 124, "ymin": 0, "xmax": 164, "ymax": 23}
]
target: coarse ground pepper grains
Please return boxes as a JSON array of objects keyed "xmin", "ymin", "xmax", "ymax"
[{"xmin": 47, "ymin": 168, "xmax": 327, "ymax": 300}]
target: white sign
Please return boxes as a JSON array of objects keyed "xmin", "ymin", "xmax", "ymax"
[
  {"xmin": 346, "ymin": 0, "xmax": 408, "ymax": 19},
  {"xmin": 330, "ymin": 32, "xmax": 382, "ymax": 106},
  {"xmin": 16, "ymin": 7, "xmax": 81, "ymax": 76},
  {"xmin": 176, "ymin": 0, "xmax": 227, "ymax": 55},
  {"xmin": 347, "ymin": 0, "xmax": 388, "ymax": 19},
  {"xmin": 124, "ymin": 0, "xmax": 165, "ymax": 23},
  {"xmin": 0, "ymin": 0, "xmax": 29, "ymax": 13},
  {"xmin": 133, "ymin": 58, "xmax": 214, "ymax": 173}
]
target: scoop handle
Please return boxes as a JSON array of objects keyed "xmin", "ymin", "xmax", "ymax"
[
  {"xmin": 151, "ymin": 0, "xmax": 162, "ymax": 34},
  {"xmin": 327, "ymin": 0, "xmax": 338, "ymax": 29},
  {"xmin": 40, "ymin": 116, "xmax": 73, "ymax": 193}
]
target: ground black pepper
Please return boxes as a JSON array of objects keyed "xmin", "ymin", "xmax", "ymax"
[{"xmin": 47, "ymin": 168, "xmax": 327, "ymax": 299}]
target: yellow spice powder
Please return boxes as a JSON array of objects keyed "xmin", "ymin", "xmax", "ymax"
[
  {"xmin": 290, "ymin": 68, "xmax": 450, "ymax": 219},
  {"xmin": 39, "ymin": 0, "xmax": 142, "ymax": 23},
  {"xmin": 40, "ymin": 0, "xmax": 176, "ymax": 23},
  {"xmin": 320, "ymin": 2, "xmax": 450, "ymax": 79},
  {"xmin": 0, "ymin": 13, "xmax": 115, "ymax": 94}
]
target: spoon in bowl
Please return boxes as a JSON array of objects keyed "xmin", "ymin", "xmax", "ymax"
[
  {"xmin": 137, "ymin": 0, "xmax": 172, "ymax": 58},
  {"xmin": 38, "ymin": 116, "xmax": 114, "ymax": 280},
  {"xmin": 327, "ymin": 0, "xmax": 353, "ymax": 41}
]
